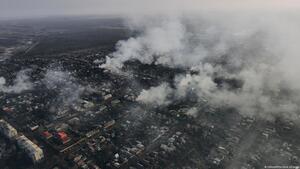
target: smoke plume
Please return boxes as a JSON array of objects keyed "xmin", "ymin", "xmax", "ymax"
[
  {"xmin": 100, "ymin": 8, "xmax": 300, "ymax": 122},
  {"xmin": 43, "ymin": 69, "xmax": 85, "ymax": 107},
  {"xmin": 136, "ymin": 83, "xmax": 172, "ymax": 106},
  {"xmin": 0, "ymin": 69, "xmax": 33, "ymax": 93}
]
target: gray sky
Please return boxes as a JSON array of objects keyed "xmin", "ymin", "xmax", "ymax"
[{"xmin": 0, "ymin": 0, "xmax": 299, "ymax": 19}]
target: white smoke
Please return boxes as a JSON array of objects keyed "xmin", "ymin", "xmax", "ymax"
[
  {"xmin": 174, "ymin": 71, "xmax": 300, "ymax": 121},
  {"xmin": 0, "ymin": 69, "xmax": 33, "ymax": 93},
  {"xmin": 186, "ymin": 107, "xmax": 198, "ymax": 118},
  {"xmin": 43, "ymin": 69, "xmax": 85, "ymax": 106},
  {"xmin": 100, "ymin": 16, "xmax": 204, "ymax": 71},
  {"xmin": 101, "ymin": 10, "xmax": 300, "ymax": 121},
  {"xmin": 136, "ymin": 83, "xmax": 172, "ymax": 106},
  {"xmin": 101, "ymin": 14, "xmax": 273, "ymax": 71}
]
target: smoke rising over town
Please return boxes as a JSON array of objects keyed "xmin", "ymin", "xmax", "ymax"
[
  {"xmin": 0, "ymin": 69, "xmax": 33, "ymax": 93},
  {"xmin": 1, "ymin": 1, "xmax": 300, "ymax": 169},
  {"xmin": 101, "ymin": 10, "xmax": 300, "ymax": 122}
]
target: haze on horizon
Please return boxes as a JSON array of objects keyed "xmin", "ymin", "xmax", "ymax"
[{"xmin": 0, "ymin": 0, "xmax": 300, "ymax": 19}]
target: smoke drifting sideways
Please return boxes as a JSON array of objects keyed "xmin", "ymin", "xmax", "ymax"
[
  {"xmin": 0, "ymin": 69, "xmax": 33, "ymax": 93},
  {"xmin": 101, "ymin": 9, "xmax": 300, "ymax": 122}
]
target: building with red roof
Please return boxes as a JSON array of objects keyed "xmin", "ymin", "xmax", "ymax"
[{"xmin": 56, "ymin": 131, "xmax": 70, "ymax": 144}]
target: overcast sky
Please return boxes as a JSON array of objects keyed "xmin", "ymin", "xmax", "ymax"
[{"xmin": 0, "ymin": 0, "xmax": 300, "ymax": 19}]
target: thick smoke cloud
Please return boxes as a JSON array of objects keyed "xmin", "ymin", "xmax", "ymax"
[
  {"xmin": 101, "ymin": 10, "xmax": 300, "ymax": 122},
  {"xmin": 0, "ymin": 69, "xmax": 33, "ymax": 93}
]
